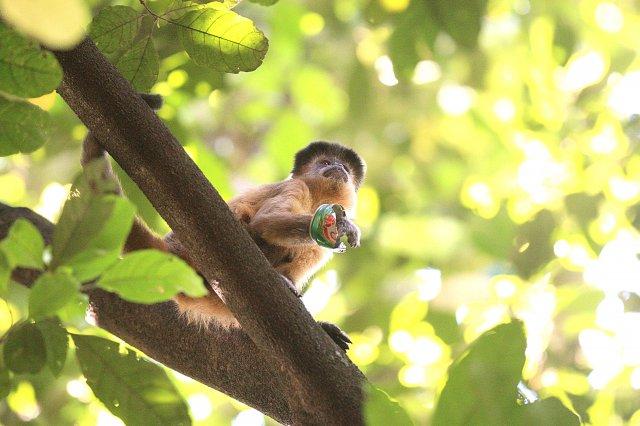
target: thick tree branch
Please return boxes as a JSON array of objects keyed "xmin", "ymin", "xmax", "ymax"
[
  {"xmin": 0, "ymin": 202, "xmax": 293, "ymax": 423},
  {"xmin": 50, "ymin": 38, "xmax": 364, "ymax": 424}
]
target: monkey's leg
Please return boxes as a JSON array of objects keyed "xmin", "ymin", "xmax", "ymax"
[
  {"xmin": 275, "ymin": 266, "xmax": 351, "ymax": 351},
  {"xmin": 81, "ymin": 94, "xmax": 237, "ymax": 327},
  {"xmin": 162, "ymin": 233, "xmax": 240, "ymax": 326},
  {"xmin": 173, "ymin": 292, "xmax": 238, "ymax": 328}
]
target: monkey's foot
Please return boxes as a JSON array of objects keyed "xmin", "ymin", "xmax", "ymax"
[
  {"xmin": 279, "ymin": 274, "xmax": 301, "ymax": 298},
  {"xmin": 318, "ymin": 321, "xmax": 352, "ymax": 351}
]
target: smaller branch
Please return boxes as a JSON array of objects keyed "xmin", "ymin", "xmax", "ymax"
[{"xmin": 0, "ymin": 203, "xmax": 294, "ymax": 423}]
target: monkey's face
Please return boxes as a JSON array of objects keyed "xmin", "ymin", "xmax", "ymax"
[
  {"xmin": 314, "ymin": 156, "xmax": 352, "ymax": 185},
  {"xmin": 292, "ymin": 141, "xmax": 366, "ymax": 189}
]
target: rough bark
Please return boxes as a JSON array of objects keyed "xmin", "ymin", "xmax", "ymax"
[{"xmin": 42, "ymin": 38, "xmax": 364, "ymax": 424}]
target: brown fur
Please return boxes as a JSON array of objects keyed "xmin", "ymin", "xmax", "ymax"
[{"xmin": 82, "ymin": 135, "xmax": 364, "ymax": 329}]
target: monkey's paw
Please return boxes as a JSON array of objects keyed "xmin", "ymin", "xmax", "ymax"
[
  {"xmin": 318, "ymin": 321, "xmax": 352, "ymax": 351},
  {"xmin": 336, "ymin": 215, "xmax": 361, "ymax": 248}
]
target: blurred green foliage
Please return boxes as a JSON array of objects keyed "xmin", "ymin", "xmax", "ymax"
[{"xmin": 1, "ymin": 0, "xmax": 640, "ymax": 424}]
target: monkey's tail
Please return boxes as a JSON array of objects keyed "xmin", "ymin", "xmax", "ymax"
[{"xmin": 81, "ymin": 93, "xmax": 168, "ymax": 252}]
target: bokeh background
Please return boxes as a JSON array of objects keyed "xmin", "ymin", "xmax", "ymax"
[{"xmin": 3, "ymin": 0, "xmax": 640, "ymax": 424}]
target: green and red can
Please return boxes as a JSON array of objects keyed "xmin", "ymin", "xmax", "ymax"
[{"xmin": 309, "ymin": 204, "xmax": 348, "ymax": 252}]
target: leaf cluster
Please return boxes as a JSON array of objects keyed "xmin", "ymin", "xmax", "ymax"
[
  {"xmin": 0, "ymin": 0, "xmax": 274, "ymax": 156},
  {"xmin": 0, "ymin": 159, "xmax": 206, "ymax": 424}
]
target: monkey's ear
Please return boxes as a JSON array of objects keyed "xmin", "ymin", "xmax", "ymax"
[{"xmin": 344, "ymin": 151, "xmax": 366, "ymax": 189}]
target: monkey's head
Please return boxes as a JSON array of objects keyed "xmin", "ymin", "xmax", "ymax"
[{"xmin": 292, "ymin": 141, "xmax": 366, "ymax": 189}]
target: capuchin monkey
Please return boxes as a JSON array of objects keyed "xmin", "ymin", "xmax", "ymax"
[{"xmin": 82, "ymin": 94, "xmax": 365, "ymax": 350}]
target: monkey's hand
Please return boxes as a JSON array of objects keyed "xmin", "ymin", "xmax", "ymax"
[
  {"xmin": 318, "ymin": 321, "xmax": 352, "ymax": 351},
  {"xmin": 336, "ymin": 214, "xmax": 361, "ymax": 248}
]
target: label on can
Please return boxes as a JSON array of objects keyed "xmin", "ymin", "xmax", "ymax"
[{"xmin": 310, "ymin": 204, "xmax": 347, "ymax": 252}]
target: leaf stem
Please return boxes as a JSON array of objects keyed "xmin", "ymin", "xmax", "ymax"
[{"xmin": 138, "ymin": 0, "xmax": 172, "ymax": 26}]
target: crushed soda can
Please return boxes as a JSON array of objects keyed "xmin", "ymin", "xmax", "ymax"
[{"xmin": 310, "ymin": 204, "xmax": 348, "ymax": 252}]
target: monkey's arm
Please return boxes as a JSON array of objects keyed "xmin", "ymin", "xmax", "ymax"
[
  {"xmin": 248, "ymin": 181, "xmax": 315, "ymax": 246},
  {"xmin": 249, "ymin": 180, "xmax": 361, "ymax": 248},
  {"xmin": 251, "ymin": 214, "xmax": 314, "ymax": 246}
]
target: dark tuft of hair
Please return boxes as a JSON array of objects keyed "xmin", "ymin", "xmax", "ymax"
[
  {"xmin": 139, "ymin": 93, "xmax": 163, "ymax": 111},
  {"xmin": 292, "ymin": 141, "xmax": 366, "ymax": 188}
]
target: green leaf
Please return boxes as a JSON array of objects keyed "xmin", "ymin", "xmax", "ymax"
[
  {"xmin": 29, "ymin": 270, "xmax": 80, "ymax": 320},
  {"xmin": 177, "ymin": 8, "xmax": 268, "ymax": 73},
  {"xmin": 0, "ymin": 97, "xmax": 50, "ymax": 156},
  {"xmin": 51, "ymin": 160, "xmax": 136, "ymax": 281},
  {"xmin": 0, "ymin": 0, "xmax": 90, "ymax": 49},
  {"xmin": 115, "ymin": 37, "xmax": 159, "ymax": 92},
  {"xmin": 388, "ymin": 0, "xmax": 438, "ymax": 78},
  {"xmin": 51, "ymin": 173, "xmax": 116, "ymax": 267},
  {"xmin": 207, "ymin": 0, "xmax": 241, "ymax": 10},
  {"xmin": 565, "ymin": 192, "xmax": 602, "ymax": 227},
  {"xmin": 427, "ymin": 0, "xmax": 488, "ymax": 50},
  {"xmin": 364, "ymin": 384, "xmax": 413, "ymax": 426},
  {"xmin": 89, "ymin": 6, "xmax": 142, "ymax": 55},
  {"xmin": 163, "ymin": 0, "xmax": 200, "ymax": 20},
  {"xmin": 426, "ymin": 309, "xmax": 463, "ymax": 345},
  {"xmin": 514, "ymin": 397, "xmax": 581, "ymax": 425},
  {"xmin": 163, "ymin": 0, "xmax": 245, "ymax": 22},
  {"xmin": 72, "ymin": 334, "xmax": 191, "ymax": 425},
  {"xmin": 470, "ymin": 207, "xmax": 516, "ymax": 259},
  {"xmin": 55, "ymin": 196, "xmax": 135, "ymax": 282},
  {"xmin": 112, "ymin": 161, "xmax": 169, "ymax": 234},
  {"xmin": 433, "ymin": 321, "xmax": 527, "ymax": 426},
  {"xmin": 0, "ymin": 24, "xmax": 62, "ymax": 98},
  {"xmin": 96, "ymin": 249, "xmax": 207, "ymax": 303},
  {"xmin": 36, "ymin": 318, "xmax": 68, "ymax": 377},
  {"xmin": 512, "ymin": 210, "xmax": 556, "ymax": 279},
  {"xmin": 163, "ymin": 1, "xmax": 206, "ymax": 22},
  {"xmin": 3, "ymin": 322, "xmax": 47, "ymax": 375},
  {"xmin": 0, "ymin": 218, "xmax": 44, "ymax": 269}
]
